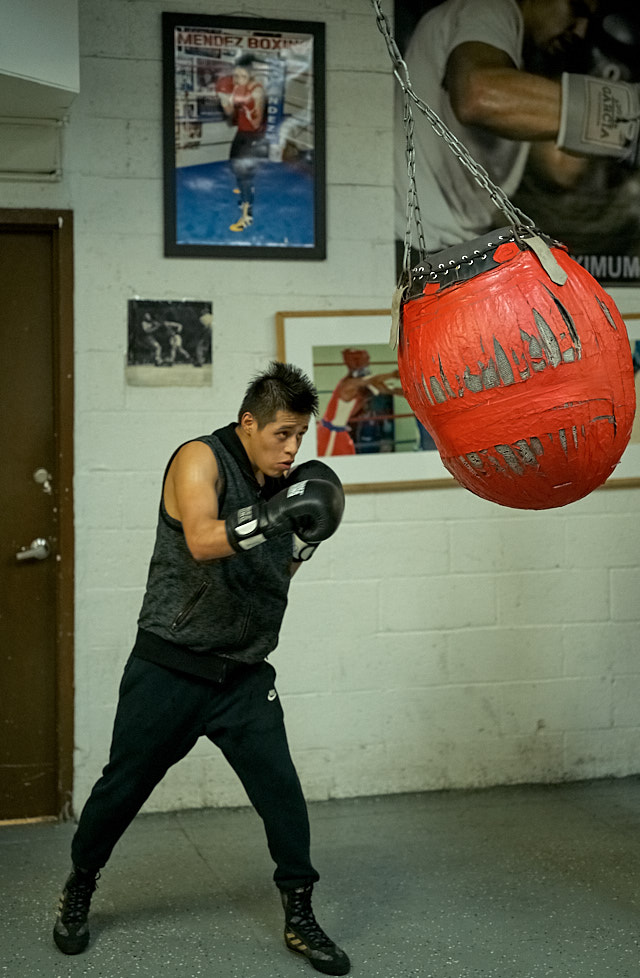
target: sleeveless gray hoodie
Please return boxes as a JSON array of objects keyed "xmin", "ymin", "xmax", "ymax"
[{"xmin": 136, "ymin": 423, "xmax": 292, "ymax": 671}]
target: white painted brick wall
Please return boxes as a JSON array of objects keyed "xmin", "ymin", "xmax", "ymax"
[{"xmin": 1, "ymin": 0, "xmax": 639, "ymax": 817}]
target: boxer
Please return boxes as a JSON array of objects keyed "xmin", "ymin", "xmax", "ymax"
[{"xmin": 53, "ymin": 361, "xmax": 350, "ymax": 976}]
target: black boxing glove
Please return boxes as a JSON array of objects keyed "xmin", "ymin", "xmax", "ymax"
[
  {"xmin": 286, "ymin": 460, "xmax": 345, "ymax": 561},
  {"xmin": 226, "ymin": 473, "xmax": 344, "ymax": 554}
]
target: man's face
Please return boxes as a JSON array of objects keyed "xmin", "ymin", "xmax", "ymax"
[
  {"xmin": 523, "ymin": 0, "xmax": 599, "ymax": 59},
  {"xmin": 233, "ymin": 67, "xmax": 251, "ymax": 87},
  {"xmin": 243, "ymin": 410, "xmax": 310, "ymax": 479}
]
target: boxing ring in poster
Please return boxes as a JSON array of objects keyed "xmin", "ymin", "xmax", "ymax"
[
  {"xmin": 276, "ymin": 309, "xmax": 456, "ymax": 492},
  {"xmin": 276, "ymin": 309, "xmax": 640, "ymax": 494},
  {"xmin": 162, "ymin": 13, "xmax": 326, "ymax": 260}
]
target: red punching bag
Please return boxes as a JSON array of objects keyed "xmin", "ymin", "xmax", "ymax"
[{"xmin": 398, "ymin": 228, "xmax": 636, "ymax": 509}]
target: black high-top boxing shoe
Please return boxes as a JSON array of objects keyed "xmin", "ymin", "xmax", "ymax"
[
  {"xmin": 281, "ymin": 884, "xmax": 350, "ymax": 975},
  {"xmin": 53, "ymin": 867, "xmax": 99, "ymax": 954}
]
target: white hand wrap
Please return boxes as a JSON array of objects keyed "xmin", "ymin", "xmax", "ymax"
[{"xmin": 292, "ymin": 533, "xmax": 318, "ymax": 562}]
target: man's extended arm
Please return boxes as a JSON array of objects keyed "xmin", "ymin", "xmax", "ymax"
[
  {"xmin": 338, "ymin": 370, "xmax": 401, "ymax": 402},
  {"xmin": 444, "ymin": 42, "xmax": 596, "ymax": 187},
  {"xmin": 445, "ymin": 40, "xmax": 640, "ymax": 173},
  {"xmin": 165, "ymin": 441, "xmax": 345, "ymax": 565},
  {"xmin": 445, "ymin": 42, "xmax": 562, "ymax": 140},
  {"xmin": 366, "ymin": 369, "xmax": 402, "ymax": 395}
]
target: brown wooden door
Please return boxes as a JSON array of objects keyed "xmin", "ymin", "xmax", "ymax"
[{"xmin": 0, "ymin": 211, "xmax": 74, "ymax": 820}]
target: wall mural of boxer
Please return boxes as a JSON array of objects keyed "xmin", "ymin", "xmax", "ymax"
[{"xmin": 393, "ymin": 0, "xmax": 640, "ymax": 286}]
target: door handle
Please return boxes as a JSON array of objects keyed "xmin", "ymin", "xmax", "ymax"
[
  {"xmin": 16, "ymin": 538, "xmax": 51, "ymax": 561},
  {"xmin": 33, "ymin": 468, "xmax": 53, "ymax": 495}
]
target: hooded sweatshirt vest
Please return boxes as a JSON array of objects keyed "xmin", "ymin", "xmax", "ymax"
[{"xmin": 134, "ymin": 423, "xmax": 292, "ymax": 678}]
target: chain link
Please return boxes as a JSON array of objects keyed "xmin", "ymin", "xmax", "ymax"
[
  {"xmin": 402, "ymin": 89, "xmax": 427, "ymax": 274},
  {"xmin": 370, "ymin": 0, "xmax": 536, "ymax": 276}
]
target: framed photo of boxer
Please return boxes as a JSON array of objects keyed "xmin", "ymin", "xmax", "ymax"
[
  {"xmin": 275, "ymin": 309, "xmax": 456, "ymax": 493},
  {"xmin": 126, "ymin": 299, "xmax": 213, "ymax": 387},
  {"xmin": 162, "ymin": 13, "xmax": 326, "ymax": 260}
]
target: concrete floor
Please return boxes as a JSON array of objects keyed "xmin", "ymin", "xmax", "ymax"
[{"xmin": 2, "ymin": 778, "xmax": 640, "ymax": 978}]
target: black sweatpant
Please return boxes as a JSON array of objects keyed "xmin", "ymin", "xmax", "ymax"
[
  {"xmin": 229, "ymin": 130, "xmax": 264, "ymax": 207},
  {"xmin": 71, "ymin": 655, "xmax": 319, "ymax": 890}
]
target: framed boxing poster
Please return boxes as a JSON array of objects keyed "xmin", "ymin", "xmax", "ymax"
[
  {"xmin": 275, "ymin": 309, "xmax": 456, "ymax": 493},
  {"xmin": 276, "ymin": 309, "xmax": 640, "ymax": 494},
  {"xmin": 162, "ymin": 13, "xmax": 326, "ymax": 260}
]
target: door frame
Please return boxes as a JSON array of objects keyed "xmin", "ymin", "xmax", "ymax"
[{"xmin": 0, "ymin": 208, "xmax": 75, "ymax": 818}]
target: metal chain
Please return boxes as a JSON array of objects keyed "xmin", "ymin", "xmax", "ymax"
[
  {"xmin": 402, "ymin": 87, "xmax": 427, "ymax": 275},
  {"xmin": 370, "ymin": 0, "xmax": 536, "ymax": 274}
]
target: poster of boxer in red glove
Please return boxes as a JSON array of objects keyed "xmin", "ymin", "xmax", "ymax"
[
  {"xmin": 163, "ymin": 14, "xmax": 325, "ymax": 260},
  {"xmin": 394, "ymin": 0, "xmax": 640, "ymax": 288},
  {"xmin": 313, "ymin": 346, "xmax": 439, "ymax": 457}
]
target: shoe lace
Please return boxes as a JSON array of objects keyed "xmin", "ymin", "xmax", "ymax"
[
  {"xmin": 61, "ymin": 872, "xmax": 99, "ymax": 924},
  {"xmin": 288, "ymin": 886, "xmax": 333, "ymax": 948}
]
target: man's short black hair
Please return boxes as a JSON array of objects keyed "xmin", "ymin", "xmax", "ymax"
[{"xmin": 238, "ymin": 361, "xmax": 319, "ymax": 425}]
